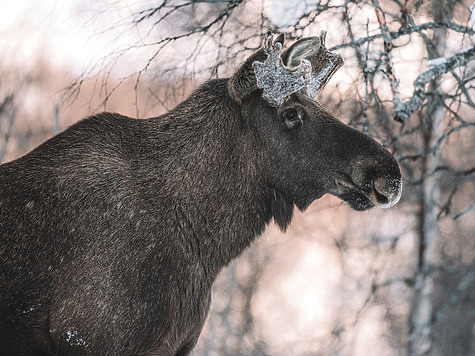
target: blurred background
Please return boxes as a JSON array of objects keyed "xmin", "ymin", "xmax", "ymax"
[{"xmin": 0, "ymin": 0, "xmax": 474, "ymax": 355}]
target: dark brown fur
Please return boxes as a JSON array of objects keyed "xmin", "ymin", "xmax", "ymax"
[{"xmin": 0, "ymin": 37, "xmax": 401, "ymax": 355}]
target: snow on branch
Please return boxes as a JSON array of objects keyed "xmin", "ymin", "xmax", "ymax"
[
  {"xmin": 329, "ymin": 21, "xmax": 475, "ymax": 52},
  {"xmin": 394, "ymin": 46, "xmax": 475, "ymax": 122},
  {"xmin": 372, "ymin": 0, "xmax": 403, "ymax": 122}
]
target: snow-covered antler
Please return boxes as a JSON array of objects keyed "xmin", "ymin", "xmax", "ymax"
[
  {"xmin": 252, "ymin": 32, "xmax": 312, "ymax": 106},
  {"xmin": 306, "ymin": 31, "xmax": 343, "ymax": 98},
  {"xmin": 252, "ymin": 31, "xmax": 343, "ymax": 106}
]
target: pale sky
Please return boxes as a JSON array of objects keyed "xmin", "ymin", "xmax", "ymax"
[
  {"xmin": 0, "ymin": 0, "xmax": 143, "ymax": 74},
  {"xmin": 0, "ymin": 0, "xmax": 314, "ymax": 75},
  {"xmin": 1, "ymin": 1, "xmax": 88, "ymax": 70}
]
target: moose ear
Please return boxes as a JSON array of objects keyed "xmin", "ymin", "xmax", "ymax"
[
  {"xmin": 228, "ymin": 33, "xmax": 285, "ymax": 103},
  {"xmin": 283, "ymin": 33, "xmax": 343, "ymax": 99},
  {"xmin": 282, "ymin": 37, "xmax": 321, "ymax": 68}
]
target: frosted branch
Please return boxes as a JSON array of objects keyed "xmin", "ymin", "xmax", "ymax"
[{"xmin": 394, "ymin": 46, "xmax": 475, "ymax": 122}]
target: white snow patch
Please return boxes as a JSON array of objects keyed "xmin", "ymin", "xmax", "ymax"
[
  {"xmin": 427, "ymin": 57, "xmax": 446, "ymax": 67},
  {"xmin": 65, "ymin": 330, "xmax": 88, "ymax": 347},
  {"xmin": 469, "ymin": 2, "xmax": 475, "ymax": 43},
  {"xmin": 22, "ymin": 307, "xmax": 35, "ymax": 314},
  {"xmin": 266, "ymin": 0, "xmax": 315, "ymax": 31},
  {"xmin": 22, "ymin": 303, "xmax": 41, "ymax": 314}
]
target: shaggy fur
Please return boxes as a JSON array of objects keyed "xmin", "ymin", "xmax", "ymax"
[{"xmin": 0, "ymin": 37, "xmax": 401, "ymax": 355}]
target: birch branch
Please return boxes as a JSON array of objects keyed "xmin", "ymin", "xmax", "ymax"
[
  {"xmin": 330, "ymin": 21, "xmax": 475, "ymax": 51},
  {"xmin": 454, "ymin": 204, "xmax": 475, "ymax": 220},
  {"xmin": 394, "ymin": 45, "xmax": 475, "ymax": 122},
  {"xmin": 432, "ymin": 273, "xmax": 473, "ymax": 323},
  {"xmin": 372, "ymin": 0, "xmax": 403, "ymax": 122}
]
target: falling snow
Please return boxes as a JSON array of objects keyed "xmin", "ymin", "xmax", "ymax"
[{"xmin": 65, "ymin": 330, "xmax": 88, "ymax": 348}]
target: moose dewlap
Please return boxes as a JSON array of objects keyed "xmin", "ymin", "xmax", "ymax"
[{"xmin": 0, "ymin": 32, "xmax": 402, "ymax": 355}]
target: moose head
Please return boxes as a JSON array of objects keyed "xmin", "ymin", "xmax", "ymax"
[{"xmin": 228, "ymin": 31, "xmax": 402, "ymax": 229}]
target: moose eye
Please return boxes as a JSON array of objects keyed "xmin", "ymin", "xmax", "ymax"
[
  {"xmin": 285, "ymin": 109, "xmax": 297, "ymax": 119},
  {"xmin": 282, "ymin": 108, "xmax": 302, "ymax": 130}
]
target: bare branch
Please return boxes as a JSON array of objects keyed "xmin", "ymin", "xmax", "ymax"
[
  {"xmin": 372, "ymin": 0, "xmax": 403, "ymax": 122},
  {"xmin": 453, "ymin": 204, "xmax": 475, "ymax": 220},
  {"xmin": 330, "ymin": 21, "xmax": 475, "ymax": 51},
  {"xmin": 394, "ymin": 46, "xmax": 475, "ymax": 122}
]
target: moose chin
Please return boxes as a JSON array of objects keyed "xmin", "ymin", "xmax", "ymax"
[{"xmin": 0, "ymin": 31, "xmax": 402, "ymax": 355}]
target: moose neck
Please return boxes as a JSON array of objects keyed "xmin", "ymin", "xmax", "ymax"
[{"xmin": 141, "ymin": 79, "xmax": 278, "ymax": 280}]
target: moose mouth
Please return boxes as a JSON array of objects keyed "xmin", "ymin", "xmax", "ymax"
[{"xmin": 333, "ymin": 176, "xmax": 403, "ymax": 211}]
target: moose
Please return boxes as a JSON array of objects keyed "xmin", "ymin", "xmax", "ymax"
[{"xmin": 0, "ymin": 31, "xmax": 402, "ymax": 355}]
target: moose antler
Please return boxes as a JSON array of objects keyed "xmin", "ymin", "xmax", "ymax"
[
  {"xmin": 252, "ymin": 31, "xmax": 343, "ymax": 106},
  {"xmin": 252, "ymin": 32, "xmax": 312, "ymax": 106},
  {"xmin": 306, "ymin": 31, "xmax": 343, "ymax": 98}
]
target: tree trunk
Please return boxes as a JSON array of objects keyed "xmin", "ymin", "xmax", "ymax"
[{"xmin": 408, "ymin": 1, "xmax": 452, "ymax": 354}]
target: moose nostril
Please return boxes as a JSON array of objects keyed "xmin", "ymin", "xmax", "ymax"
[
  {"xmin": 373, "ymin": 188, "xmax": 389, "ymax": 204},
  {"xmin": 368, "ymin": 176, "xmax": 402, "ymax": 208},
  {"xmin": 372, "ymin": 178, "xmax": 390, "ymax": 203}
]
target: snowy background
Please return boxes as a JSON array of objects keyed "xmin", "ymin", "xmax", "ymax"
[{"xmin": 1, "ymin": 1, "xmax": 474, "ymax": 355}]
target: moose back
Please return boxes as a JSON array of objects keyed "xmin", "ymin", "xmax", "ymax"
[{"xmin": 0, "ymin": 32, "xmax": 402, "ymax": 355}]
